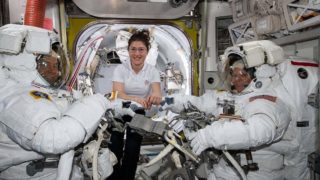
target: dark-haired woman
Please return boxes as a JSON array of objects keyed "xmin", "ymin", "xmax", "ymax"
[{"xmin": 108, "ymin": 30, "xmax": 162, "ymax": 180}]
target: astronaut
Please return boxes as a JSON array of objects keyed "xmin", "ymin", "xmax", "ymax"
[
  {"xmin": 275, "ymin": 55, "xmax": 319, "ymax": 180},
  {"xmin": 162, "ymin": 40, "xmax": 295, "ymax": 180},
  {"xmin": 0, "ymin": 24, "xmax": 127, "ymax": 179}
]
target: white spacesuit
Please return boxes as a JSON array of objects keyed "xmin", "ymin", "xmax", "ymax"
[
  {"xmin": 0, "ymin": 24, "xmax": 123, "ymax": 179},
  {"xmin": 162, "ymin": 40, "xmax": 304, "ymax": 180},
  {"xmin": 275, "ymin": 56, "xmax": 319, "ymax": 180}
]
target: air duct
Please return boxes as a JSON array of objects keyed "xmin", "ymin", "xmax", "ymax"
[{"xmin": 24, "ymin": 0, "xmax": 47, "ymax": 28}]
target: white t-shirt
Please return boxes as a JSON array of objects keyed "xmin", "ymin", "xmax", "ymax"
[{"xmin": 112, "ymin": 62, "xmax": 161, "ymax": 98}]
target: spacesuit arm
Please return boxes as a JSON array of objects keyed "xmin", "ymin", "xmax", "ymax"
[
  {"xmin": 198, "ymin": 98, "xmax": 290, "ymax": 150},
  {"xmin": 33, "ymin": 93, "xmax": 111, "ymax": 154},
  {"xmin": 164, "ymin": 90, "xmax": 226, "ymax": 115}
]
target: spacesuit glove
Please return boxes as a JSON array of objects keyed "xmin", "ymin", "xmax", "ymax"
[
  {"xmin": 111, "ymin": 99, "xmax": 136, "ymax": 118},
  {"xmin": 98, "ymin": 148, "xmax": 117, "ymax": 179},
  {"xmin": 168, "ymin": 119, "xmax": 185, "ymax": 133},
  {"xmin": 188, "ymin": 130, "xmax": 210, "ymax": 155}
]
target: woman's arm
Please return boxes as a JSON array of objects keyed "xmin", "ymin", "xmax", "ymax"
[
  {"xmin": 112, "ymin": 81, "xmax": 149, "ymax": 108},
  {"xmin": 146, "ymin": 82, "xmax": 162, "ymax": 108}
]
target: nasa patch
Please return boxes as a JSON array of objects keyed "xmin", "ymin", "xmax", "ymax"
[
  {"xmin": 29, "ymin": 90, "xmax": 51, "ymax": 101},
  {"xmin": 297, "ymin": 68, "xmax": 308, "ymax": 79}
]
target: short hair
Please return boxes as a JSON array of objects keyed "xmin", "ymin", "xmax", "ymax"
[{"xmin": 128, "ymin": 29, "xmax": 151, "ymax": 51}]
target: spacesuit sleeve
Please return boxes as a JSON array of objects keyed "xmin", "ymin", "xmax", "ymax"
[
  {"xmin": 199, "ymin": 97, "xmax": 291, "ymax": 150},
  {"xmin": 1, "ymin": 90, "xmax": 111, "ymax": 154},
  {"xmin": 168, "ymin": 90, "xmax": 225, "ymax": 116}
]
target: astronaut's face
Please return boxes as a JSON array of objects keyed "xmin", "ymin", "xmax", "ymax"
[
  {"xmin": 230, "ymin": 67, "xmax": 252, "ymax": 93},
  {"xmin": 36, "ymin": 52, "xmax": 60, "ymax": 86},
  {"xmin": 128, "ymin": 41, "xmax": 148, "ymax": 68}
]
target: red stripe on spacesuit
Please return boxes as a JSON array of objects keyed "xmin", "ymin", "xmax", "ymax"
[
  {"xmin": 291, "ymin": 61, "xmax": 319, "ymax": 67},
  {"xmin": 249, "ymin": 95, "xmax": 277, "ymax": 103}
]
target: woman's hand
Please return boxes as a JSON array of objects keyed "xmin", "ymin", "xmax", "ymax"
[
  {"xmin": 147, "ymin": 95, "xmax": 162, "ymax": 107},
  {"xmin": 133, "ymin": 97, "xmax": 149, "ymax": 109}
]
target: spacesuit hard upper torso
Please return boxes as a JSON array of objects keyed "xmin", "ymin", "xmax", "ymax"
[
  {"xmin": 210, "ymin": 76, "xmax": 292, "ymax": 180},
  {"xmin": 0, "ymin": 71, "xmax": 110, "ymax": 179},
  {"xmin": 0, "ymin": 85, "xmax": 69, "ymax": 179},
  {"xmin": 210, "ymin": 77, "xmax": 291, "ymax": 180}
]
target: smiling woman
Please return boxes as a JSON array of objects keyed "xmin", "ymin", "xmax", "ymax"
[
  {"xmin": 108, "ymin": 29, "xmax": 162, "ymax": 180},
  {"xmin": 128, "ymin": 41, "xmax": 149, "ymax": 74},
  {"xmin": 113, "ymin": 30, "xmax": 162, "ymax": 109}
]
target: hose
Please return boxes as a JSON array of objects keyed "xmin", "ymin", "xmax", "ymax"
[
  {"xmin": 222, "ymin": 150, "xmax": 248, "ymax": 180},
  {"xmin": 24, "ymin": 0, "xmax": 47, "ymax": 28},
  {"xmin": 56, "ymin": 150, "xmax": 75, "ymax": 180},
  {"xmin": 92, "ymin": 122, "xmax": 109, "ymax": 180}
]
